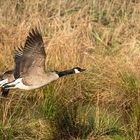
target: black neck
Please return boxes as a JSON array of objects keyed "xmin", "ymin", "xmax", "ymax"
[{"xmin": 56, "ymin": 69, "xmax": 75, "ymax": 77}]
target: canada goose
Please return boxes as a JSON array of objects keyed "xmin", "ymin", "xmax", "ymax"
[
  {"xmin": 3, "ymin": 28, "xmax": 85, "ymax": 90},
  {"xmin": 0, "ymin": 47, "xmax": 23, "ymax": 96}
]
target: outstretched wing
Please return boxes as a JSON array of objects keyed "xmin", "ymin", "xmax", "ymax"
[
  {"xmin": 1, "ymin": 47, "xmax": 23, "ymax": 97},
  {"xmin": 19, "ymin": 28, "xmax": 46, "ymax": 76}
]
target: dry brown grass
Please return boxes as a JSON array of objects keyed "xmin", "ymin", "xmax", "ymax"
[{"xmin": 0, "ymin": 0, "xmax": 140, "ymax": 139}]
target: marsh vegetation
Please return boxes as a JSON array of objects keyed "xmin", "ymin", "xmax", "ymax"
[{"xmin": 0, "ymin": 0, "xmax": 140, "ymax": 139}]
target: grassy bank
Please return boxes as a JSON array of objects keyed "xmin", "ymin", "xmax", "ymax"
[{"xmin": 0, "ymin": 0, "xmax": 140, "ymax": 139}]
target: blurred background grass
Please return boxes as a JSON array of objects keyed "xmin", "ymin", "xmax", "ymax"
[{"xmin": 0, "ymin": 0, "xmax": 140, "ymax": 139}]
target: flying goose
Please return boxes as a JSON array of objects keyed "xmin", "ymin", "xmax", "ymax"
[
  {"xmin": 0, "ymin": 47, "xmax": 23, "ymax": 96},
  {"xmin": 3, "ymin": 28, "xmax": 85, "ymax": 90}
]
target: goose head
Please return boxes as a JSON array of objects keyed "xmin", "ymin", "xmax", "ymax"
[{"xmin": 73, "ymin": 67, "xmax": 86, "ymax": 73}]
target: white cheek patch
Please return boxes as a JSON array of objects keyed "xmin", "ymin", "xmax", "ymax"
[
  {"xmin": 0, "ymin": 79, "xmax": 8, "ymax": 86},
  {"xmin": 74, "ymin": 69, "xmax": 80, "ymax": 73}
]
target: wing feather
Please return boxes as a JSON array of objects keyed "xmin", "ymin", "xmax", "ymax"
[
  {"xmin": 19, "ymin": 28, "xmax": 46, "ymax": 75},
  {"xmin": 14, "ymin": 46, "xmax": 23, "ymax": 78}
]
